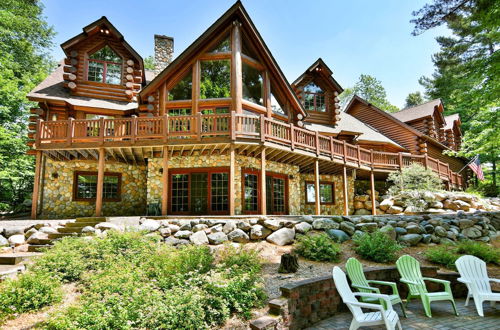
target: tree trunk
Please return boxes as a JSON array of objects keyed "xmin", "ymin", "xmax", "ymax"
[{"xmin": 278, "ymin": 253, "xmax": 299, "ymax": 273}]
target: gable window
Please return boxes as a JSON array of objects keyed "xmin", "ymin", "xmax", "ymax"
[
  {"xmin": 87, "ymin": 46, "xmax": 122, "ymax": 85},
  {"xmin": 209, "ymin": 35, "xmax": 231, "ymax": 53},
  {"xmin": 305, "ymin": 181, "xmax": 334, "ymax": 204},
  {"xmin": 242, "ymin": 63, "xmax": 263, "ymax": 105},
  {"xmin": 303, "ymin": 82, "xmax": 326, "ymax": 112},
  {"xmin": 200, "ymin": 60, "xmax": 231, "ymax": 99},
  {"xmin": 73, "ymin": 171, "xmax": 121, "ymax": 201}
]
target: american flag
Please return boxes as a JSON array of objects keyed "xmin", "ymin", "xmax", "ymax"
[{"xmin": 468, "ymin": 155, "xmax": 485, "ymax": 181}]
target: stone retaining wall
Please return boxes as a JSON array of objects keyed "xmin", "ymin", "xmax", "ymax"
[{"xmin": 250, "ymin": 266, "xmax": 469, "ymax": 330}]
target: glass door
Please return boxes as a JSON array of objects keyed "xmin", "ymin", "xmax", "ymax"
[
  {"xmin": 266, "ymin": 175, "xmax": 287, "ymax": 215},
  {"xmin": 190, "ymin": 173, "xmax": 208, "ymax": 214}
]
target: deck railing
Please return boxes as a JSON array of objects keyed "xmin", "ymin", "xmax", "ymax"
[{"xmin": 35, "ymin": 111, "xmax": 464, "ymax": 188}]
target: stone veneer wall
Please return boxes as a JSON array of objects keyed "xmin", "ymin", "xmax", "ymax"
[
  {"xmin": 145, "ymin": 154, "xmax": 354, "ymax": 215},
  {"xmin": 299, "ymin": 173, "xmax": 354, "ymax": 215},
  {"xmin": 250, "ymin": 266, "xmax": 468, "ymax": 330},
  {"xmin": 40, "ymin": 158, "xmax": 147, "ymax": 218}
]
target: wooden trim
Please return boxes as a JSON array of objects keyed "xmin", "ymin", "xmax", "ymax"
[
  {"xmin": 72, "ymin": 170, "xmax": 122, "ymax": 202},
  {"xmin": 342, "ymin": 165, "xmax": 349, "ymax": 216},
  {"xmin": 231, "ymin": 21, "xmax": 242, "ymax": 114},
  {"xmin": 260, "ymin": 147, "xmax": 266, "ymax": 215},
  {"xmin": 31, "ymin": 151, "xmax": 42, "ymax": 219},
  {"xmin": 161, "ymin": 146, "xmax": 169, "ymax": 215},
  {"xmin": 314, "ymin": 159, "xmax": 320, "ymax": 215},
  {"xmin": 370, "ymin": 170, "xmax": 376, "ymax": 216},
  {"xmin": 241, "ymin": 168, "xmax": 261, "ymax": 214},
  {"xmin": 229, "ymin": 144, "xmax": 235, "ymax": 215},
  {"xmin": 304, "ymin": 181, "xmax": 335, "ymax": 205},
  {"xmin": 95, "ymin": 148, "xmax": 105, "ymax": 216}
]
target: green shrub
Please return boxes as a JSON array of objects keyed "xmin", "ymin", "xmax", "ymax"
[
  {"xmin": 353, "ymin": 231, "xmax": 402, "ymax": 263},
  {"xmin": 387, "ymin": 163, "xmax": 442, "ymax": 195},
  {"xmin": 294, "ymin": 233, "xmax": 341, "ymax": 262},
  {"xmin": 218, "ymin": 245, "xmax": 262, "ymax": 276},
  {"xmin": 0, "ymin": 272, "xmax": 62, "ymax": 323},
  {"xmin": 456, "ymin": 241, "xmax": 500, "ymax": 264},
  {"xmin": 424, "ymin": 245, "xmax": 460, "ymax": 270}
]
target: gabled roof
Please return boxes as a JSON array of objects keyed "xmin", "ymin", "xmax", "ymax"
[
  {"xmin": 292, "ymin": 58, "xmax": 343, "ymax": 93},
  {"xmin": 60, "ymin": 16, "xmax": 145, "ymax": 84},
  {"xmin": 392, "ymin": 99, "xmax": 445, "ymax": 124},
  {"xmin": 444, "ymin": 113, "xmax": 461, "ymax": 130},
  {"xmin": 27, "ymin": 62, "xmax": 137, "ymax": 112},
  {"xmin": 304, "ymin": 111, "xmax": 405, "ymax": 150},
  {"xmin": 139, "ymin": 1, "xmax": 306, "ymax": 117}
]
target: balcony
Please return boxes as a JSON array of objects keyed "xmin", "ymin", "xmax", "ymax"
[{"xmin": 33, "ymin": 112, "xmax": 464, "ymax": 188}]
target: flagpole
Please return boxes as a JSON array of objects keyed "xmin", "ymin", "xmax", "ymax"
[{"xmin": 457, "ymin": 155, "xmax": 478, "ymax": 174}]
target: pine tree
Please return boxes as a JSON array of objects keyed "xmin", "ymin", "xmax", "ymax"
[{"xmin": 404, "ymin": 92, "xmax": 425, "ymax": 108}]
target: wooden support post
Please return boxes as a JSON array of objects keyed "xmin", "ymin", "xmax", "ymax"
[
  {"xmin": 370, "ymin": 170, "xmax": 376, "ymax": 216},
  {"xmin": 66, "ymin": 118, "xmax": 74, "ymax": 147},
  {"xmin": 231, "ymin": 111, "xmax": 236, "ymax": 140},
  {"xmin": 131, "ymin": 115, "xmax": 137, "ymax": 145},
  {"xmin": 290, "ymin": 123, "xmax": 295, "ymax": 150},
  {"xmin": 260, "ymin": 147, "xmax": 266, "ymax": 215},
  {"xmin": 231, "ymin": 21, "xmax": 242, "ymax": 114},
  {"xmin": 159, "ymin": 83, "xmax": 166, "ymax": 116},
  {"xmin": 31, "ymin": 150, "xmax": 42, "ymax": 219},
  {"xmin": 314, "ymin": 159, "xmax": 320, "ymax": 215},
  {"xmin": 192, "ymin": 61, "xmax": 200, "ymax": 114},
  {"xmin": 99, "ymin": 117, "xmax": 105, "ymax": 145},
  {"xmin": 229, "ymin": 144, "xmax": 235, "ymax": 215},
  {"xmin": 161, "ymin": 146, "xmax": 169, "ymax": 215},
  {"xmin": 95, "ymin": 148, "xmax": 106, "ymax": 217},
  {"xmin": 342, "ymin": 165, "xmax": 349, "ymax": 216},
  {"xmin": 356, "ymin": 145, "xmax": 361, "ymax": 166},
  {"xmin": 163, "ymin": 114, "xmax": 169, "ymax": 142},
  {"xmin": 398, "ymin": 152, "xmax": 403, "ymax": 170},
  {"xmin": 424, "ymin": 153, "xmax": 429, "ymax": 169},
  {"xmin": 329, "ymin": 136, "xmax": 334, "ymax": 160},
  {"xmin": 264, "ymin": 71, "xmax": 272, "ymax": 118},
  {"xmin": 260, "ymin": 114, "xmax": 266, "ymax": 143},
  {"xmin": 315, "ymin": 131, "xmax": 320, "ymax": 156},
  {"xmin": 197, "ymin": 111, "xmax": 202, "ymax": 141},
  {"xmin": 342, "ymin": 140, "xmax": 347, "ymax": 164}
]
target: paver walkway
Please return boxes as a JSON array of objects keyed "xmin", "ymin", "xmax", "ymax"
[{"xmin": 307, "ymin": 299, "xmax": 499, "ymax": 330}]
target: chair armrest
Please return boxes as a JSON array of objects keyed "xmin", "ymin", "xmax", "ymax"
[
  {"xmin": 348, "ymin": 301, "xmax": 385, "ymax": 311},
  {"xmin": 352, "ymin": 284, "xmax": 380, "ymax": 293},
  {"xmin": 367, "ymin": 280, "xmax": 400, "ymax": 295},
  {"xmin": 457, "ymin": 277, "xmax": 471, "ymax": 284},
  {"xmin": 400, "ymin": 278, "xmax": 419, "ymax": 285},
  {"xmin": 489, "ymin": 278, "xmax": 500, "ymax": 284},
  {"xmin": 423, "ymin": 277, "xmax": 452, "ymax": 292},
  {"xmin": 354, "ymin": 292, "xmax": 393, "ymax": 310}
]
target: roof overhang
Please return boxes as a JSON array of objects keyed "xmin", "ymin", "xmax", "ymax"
[{"xmin": 292, "ymin": 58, "xmax": 344, "ymax": 93}]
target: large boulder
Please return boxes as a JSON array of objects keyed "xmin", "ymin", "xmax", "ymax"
[
  {"xmin": 222, "ymin": 221, "xmax": 237, "ymax": 234},
  {"xmin": 294, "ymin": 222, "xmax": 312, "ymax": 234},
  {"xmin": 406, "ymin": 225, "xmax": 422, "ymax": 234},
  {"xmin": 263, "ymin": 220, "xmax": 282, "ymax": 231},
  {"xmin": 462, "ymin": 227, "xmax": 482, "ymax": 239},
  {"xmin": 300, "ymin": 215, "xmax": 314, "ymax": 223},
  {"xmin": 250, "ymin": 225, "xmax": 271, "ymax": 240},
  {"xmin": 326, "ymin": 229, "xmax": 350, "ymax": 243},
  {"xmin": 340, "ymin": 222, "xmax": 355, "ymax": 236},
  {"xmin": 434, "ymin": 226, "xmax": 447, "ymax": 237},
  {"xmin": 192, "ymin": 224, "xmax": 208, "ymax": 233},
  {"xmin": 228, "ymin": 229, "xmax": 250, "ymax": 243},
  {"xmin": 26, "ymin": 231, "xmax": 49, "ymax": 244},
  {"xmin": 312, "ymin": 218, "xmax": 339, "ymax": 230},
  {"xmin": 454, "ymin": 200, "xmax": 471, "ymax": 211},
  {"xmin": 379, "ymin": 199, "xmax": 394, "ymax": 211},
  {"xmin": 380, "ymin": 225, "xmax": 396, "ymax": 240},
  {"xmin": 399, "ymin": 234, "xmax": 422, "ymax": 246},
  {"xmin": 0, "ymin": 235, "xmax": 9, "ymax": 247},
  {"xmin": 167, "ymin": 224, "xmax": 180, "ymax": 234},
  {"xmin": 207, "ymin": 232, "xmax": 228, "ymax": 245},
  {"xmin": 179, "ymin": 222, "xmax": 192, "ymax": 231},
  {"xmin": 355, "ymin": 222, "xmax": 378, "ymax": 232},
  {"xmin": 8, "ymin": 234, "xmax": 25, "ymax": 246},
  {"xmin": 266, "ymin": 228, "xmax": 295, "ymax": 246},
  {"xmin": 443, "ymin": 200, "xmax": 460, "ymax": 211},
  {"xmin": 139, "ymin": 220, "xmax": 161, "ymax": 232},
  {"xmin": 386, "ymin": 205, "xmax": 404, "ymax": 214},
  {"xmin": 190, "ymin": 231, "xmax": 209, "ymax": 245},
  {"xmin": 4, "ymin": 227, "xmax": 25, "ymax": 237},
  {"xmin": 237, "ymin": 221, "xmax": 252, "ymax": 231},
  {"xmin": 174, "ymin": 230, "xmax": 193, "ymax": 239}
]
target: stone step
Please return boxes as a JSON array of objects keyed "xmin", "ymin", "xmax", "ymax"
[
  {"xmin": 65, "ymin": 221, "xmax": 101, "ymax": 228},
  {"xmin": 47, "ymin": 232, "xmax": 78, "ymax": 240},
  {"xmin": 0, "ymin": 264, "xmax": 25, "ymax": 280},
  {"xmin": 28, "ymin": 245, "xmax": 52, "ymax": 252},
  {"xmin": 37, "ymin": 238, "xmax": 55, "ymax": 245},
  {"xmin": 58, "ymin": 226, "xmax": 85, "ymax": 233},
  {"xmin": 0, "ymin": 253, "xmax": 41, "ymax": 265},
  {"xmin": 75, "ymin": 217, "xmax": 106, "ymax": 223}
]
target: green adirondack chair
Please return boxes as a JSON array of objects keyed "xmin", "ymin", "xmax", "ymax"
[
  {"xmin": 396, "ymin": 255, "xmax": 459, "ymax": 318},
  {"xmin": 346, "ymin": 258, "xmax": 407, "ymax": 317}
]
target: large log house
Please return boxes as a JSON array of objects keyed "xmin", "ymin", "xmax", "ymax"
[{"xmin": 27, "ymin": 2, "xmax": 466, "ymax": 219}]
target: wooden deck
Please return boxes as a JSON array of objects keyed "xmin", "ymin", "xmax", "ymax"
[{"xmin": 33, "ymin": 111, "xmax": 464, "ymax": 188}]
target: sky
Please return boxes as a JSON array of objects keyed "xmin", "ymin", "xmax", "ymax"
[{"xmin": 43, "ymin": 0, "xmax": 450, "ymax": 108}]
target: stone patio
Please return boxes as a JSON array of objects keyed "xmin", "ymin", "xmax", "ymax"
[{"xmin": 307, "ymin": 299, "xmax": 499, "ymax": 329}]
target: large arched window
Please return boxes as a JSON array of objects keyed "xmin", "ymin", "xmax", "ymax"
[{"xmin": 87, "ymin": 46, "xmax": 122, "ymax": 85}]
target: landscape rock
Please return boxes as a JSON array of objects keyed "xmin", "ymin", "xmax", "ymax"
[
  {"xmin": 434, "ymin": 226, "xmax": 447, "ymax": 237},
  {"xmin": 386, "ymin": 205, "xmax": 404, "ymax": 214},
  {"xmin": 237, "ymin": 221, "xmax": 252, "ymax": 231},
  {"xmin": 354, "ymin": 209, "xmax": 372, "ymax": 215},
  {"xmin": 266, "ymin": 228, "xmax": 295, "ymax": 246},
  {"xmin": 192, "ymin": 224, "xmax": 208, "ymax": 232},
  {"xmin": 139, "ymin": 219, "xmax": 161, "ymax": 232},
  {"xmin": 250, "ymin": 225, "xmax": 271, "ymax": 240},
  {"xmin": 399, "ymin": 234, "xmax": 422, "ymax": 246},
  {"xmin": 4, "ymin": 227, "xmax": 24, "ymax": 237},
  {"xmin": 380, "ymin": 225, "xmax": 396, "ymax": 240},
  {"xmin": 8, "ymin": 234, "xmax": 25, "ymax": 246},
  {"xmin": 462, "ymin": 227, "xmax": 482, "ymax": 239},
  {"xmin": 301, "ymin": 215, "xmax": 314, "ymax": 223},
  {"xmin": 158, "ymin": 227, "xmax": 172, "ymax": 237},
  {"xmin": 223, "ymin": 221, "xmax": 237, "ymax": 234},
  {"xmin": 263, "ymin": 220, "xmax": 282, "ymax": 231},
  {"xmin": 0, "ymin": 235, "xmax": 8, "ymax": 247},
  {"xmin": 81, "ymin": 226, "xmax": 96, "ymax": 234},
  {"xmin": 340, "ymin": 222, "xmax": 355, "ymax": 235},
  {"xmin": 379, "ymin": 199, "xmax": 394, "ymax": 211},
  {"xmin": 190, "ymin": 231, "xmax": 209, "ymax": 245},
  {"xmin": 207, "ymin": 232, "xmax": 228, "ymax": 245},
  {"xmin": 95, "ymin": 222, "xmax": 120, "ymax": 231},
  {"xmin": 326, "ymin": 229, "xmax": 350, "ymax": 243},
  {"xmin": 228, "ymin": 229, "xmax": 250, "ymax": 243},
  {"xmin": 355, "ymin": 222, "xmax": 378, "ymax": 232},
  {"xmin": 294, "ymin": 222, "xmax": 312, "ymax": 234},
  {"xmin": 312, "ymin": 218, "xmax": 339, "ymax": 230},
  {"xmin": 174, "ymin": 230, "xmax": 193, "ymax": 239},
  {"xmin": 26, "ymin": 231, "xmax": 49, "ymax": 244},
  {"xmin": 167, "ymin": 224, "xmax": 180, "ymax": 234},
  {"xmin": 458, "ymin": 219, "xmax": 474, "ymax": 229},
  {"xmin": 179, "ymin": 222, "xmax": 192, "ymax": 231}
]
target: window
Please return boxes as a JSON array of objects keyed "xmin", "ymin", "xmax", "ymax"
[
  {"xmin": 168, "ymin": 108, "xmax": 192, "ymax": 116},
  {"xmin": 87, "ymin": 46, "xmax": 122, "ymax": 85},
  {"xmin": 242, "ymin": 170, "xmax": 288, "ymax": 215},
  {"xmin": 270, "ymin": 92, "xmax": 287, "ymax": 116},
  {"xmin": 200, "ymin": 60, "xmax": 231, "ymax": 99},
  {"xmin": 305, "ymin": 182, "xmax": 334, "ymax": 204},
  {"xmin": 211, "ymin": 173, "xmax": 229, "ymax": 212},
  {"xmin": 242, "ymin": 63, "xmax": 263, "ymax": 105},
  {"xmin": 209, "ymin": 35, "xmax": 231, "ymax": 53},
  {"xmin": 168, "ymin": 70, "xmax": 192, "ymax": 101},
  {"xmin": 171, "ymin": 174, "xmax": 189, "ymax": 212},
  {"xmin": 73, "ymin": 172, "xmax": 121, "ymax": 201},
  {"xmin": 243, "ymin": 173, "xmax": 259, "ymax": 212},
  {"xmin": 303, "ymin": 82, "xmax": 326, "ymax": 112}
]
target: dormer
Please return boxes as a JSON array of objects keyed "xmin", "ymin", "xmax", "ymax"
[
  {"xmin": 392, "ymin": 99, "xmax": 446, "ymax": 141},
  {"xmin": 60, "ymin": 17, "xmax": 145, "ymax": 103},
  {"xmin": 292, "ymin": 59, "xmax": 343, "ymax": 126},
  {"xmin": 443, "ymin": 114, "xmax": 462, "ymax": 151},
  {"xmin": 139, "ymin": 2, "xmax": 305, "ymax": 122}
]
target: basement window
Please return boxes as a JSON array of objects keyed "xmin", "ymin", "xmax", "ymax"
[
  {"xmin": 73, "ymin": 171, "xmax": 121, "ymax": 201},
  {"xmin": 305, "ymin": 182, "xmax": 334, "ymax": 204}
]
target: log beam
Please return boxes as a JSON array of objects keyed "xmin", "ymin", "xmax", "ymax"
[
  {"xmin": 161, "ymin": 146, "xmax": 169, "ymax": 215},
  {"xmin": 31, "ymin": 151, "xmax": 42, "ymax": 219},
  {"xmin": 229, "ymin": 144, "xmax": 235, "ymax": 215},
  {"xmin": 260, "ymin": 147, "xmax": 266, "ymax": 215},
  {"xmin": 342, "ymin": 165, "xmax": 349, "ymax": 216},
  {"xmin": 314, "ymin": 159, "xmax": 321, "ymax": 215},
  {"xmin": 95, "ymin": 148, "xmax": 106, "ymax": 217},
  {"xmin": 370, "ymin": 170, "xmax": 376, "ymax": 215},
  {"xmin": 231, "ymin": 21, "xmax": 242, "ymax": 114}
]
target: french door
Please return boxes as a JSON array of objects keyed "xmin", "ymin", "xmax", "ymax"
[
  {"xmin": 169, "ymin": 168, "xmax": 229, "ymax": 215},
  {"xmin": 242, "ymin": 170, "xmax": 288, "ymax": 215}
]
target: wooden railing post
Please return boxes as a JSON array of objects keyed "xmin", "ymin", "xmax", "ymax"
[
  {"xmin": 290, "ymin": 123, "xmax": 295, "ymax": 150},
  {"xmin": 424, "ymin": 153, "xmax": 429, "ymax": 169},
  {"xmin": 315, "ymin": 131, "xmax": 320, "ymax": 156},
  {"xmin": 398, "ymin": 152, "xmax": 403, "ymax": 170},
  {"xmin": 260, "ymin": 114, "xmax": 265, "ymax": 143},
  {"xmin": 98, "ymin": 117, "xmax": 105, "ymax": 145},
  {"xmin": 163, "ymin": 115, "xmax": 169, "ymax": 143},
  {"xmin": 66, "ymin": 118, "xmax": 74, "ymax": 147},
  {"xmin": 342, "ymin": 140, "xmax": 347, "ymax": 164},
  {"xmin": 231, "ymin": 111, "xmax": 236, "ymax": 141},
  {"xmin": 356, "ymin": 145, "xmax": 361, "ymax": 166},
  {"xmin": 197, "ymin": 111, "xmax": 202, "ymax": 141},
  {"xmin": 329, "ymin": 136, "xmax": 334, "ymax": 160},
  {"xmin": 370, "ymin": 149, "xmax": 374, "ymax": 168},
  {"xmin": 131, "ymin": 115, "xmax": 137, "ymax": 145},
  {"xmin": 35, "ymin": 119, "xmax": 43, "ymax": 147}
]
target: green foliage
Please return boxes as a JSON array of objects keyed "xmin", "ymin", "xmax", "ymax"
[
  {"xmin": 143, "ymin": 55, "xmax": 155, "ymax": 70},
  {"xmin": 38, "ymin": 232, "xmax": 265, "ymax": 328},
  {"xmin": 387, "ymin": 163, "xmax": 442, "ymax": 195},
  {"xmin": 424, "ymin": 245, "xmax": 459, "ymax": 270},
  {"xmin": 353, "ymin": 231, "xmax": 402, "ymax": 263},
  {"xmin": 404, "ymin": 91, "xmax": 425, "ymax": 108},
  {"xmin": 425, "ymin": 240, "xmax": 499, "ymax": 269},
  {"xmin": 0, "ymin": 272, "xmax": 62, "ymax": 323},
  {"xmin": 294, "ymin": 233, "xmax": 341, "ymax": 262},
  {"xmin": 339, "ymin": 74, "xmax": 399, "ymax": 112}
]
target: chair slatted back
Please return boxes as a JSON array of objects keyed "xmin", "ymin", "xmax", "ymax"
[
  {"xmin": 346, "ymin": 258, "xmax": 372, "ymax": 294},
  {"xmin": 396, "ymin": 255, "xmax": 427, "ymax": 296},
  {"xmin": 333, "ymin": 266, "xmax": 364, "ymax": 319},
  {"xmin": 456, "ymin": 255, "xmax": 492, "ymax": 294}
]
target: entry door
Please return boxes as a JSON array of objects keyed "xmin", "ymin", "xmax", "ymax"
[
  {"xmin": 266, "ymin": 175, "xmax": 287, "ymax": 215},
  {"xmin": 190, "ymin": 173, "xmax": 208, "ymax": 214}
]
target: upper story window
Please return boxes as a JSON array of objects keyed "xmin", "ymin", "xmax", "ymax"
[
  {"xmin": 242, "ymin": 63, "xmax": 263, "ymax": 105},
  {"xmin": 169, "ymin": 70, "xmax": 192, "ymax": 101},
  {"xmin": 200, "ymin": 60, "xmax": 231, "ymax": 99},
  {"xmin": 210, "ymin": 35, "xmax": 231, "ymax": 53},
  {"xmin": 303, "ymin": 82, "xmax": 326, "ymax": 112},
  {"xmin": 87, "ymin": 46, "xmax": 122, "ymax": 85}
]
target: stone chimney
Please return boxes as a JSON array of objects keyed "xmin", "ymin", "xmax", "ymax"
[{"xmin": 154, "ymin": 34, "xmax": 174, "ymax": 74}]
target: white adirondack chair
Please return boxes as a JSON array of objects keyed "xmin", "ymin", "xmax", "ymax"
[
  {"xmin": 455, "ymin": 255, "xmax": 500, "ymax": 316},
  {"xmin": 333, "ymin": 266, "xmax": 402, "ymax": 330}
]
